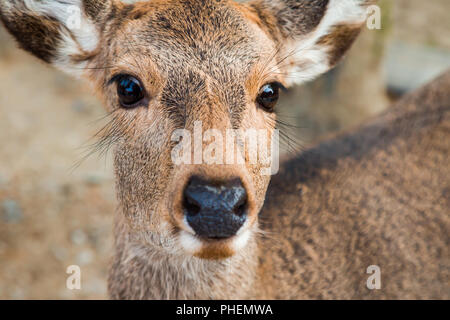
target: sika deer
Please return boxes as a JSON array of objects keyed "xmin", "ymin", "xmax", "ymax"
[{"xmin": 1, "ymin": 0, "xmax": 448, "ymax": 299}]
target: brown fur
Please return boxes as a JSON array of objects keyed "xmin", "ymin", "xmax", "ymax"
[
  {"xmin": 2, "ymin": 0, "xmax": 447, "ymax": 300},
  {"xmin": 318, "ymin": 24, "xmax": 362, "ymax": 67},
  {"xmin": 248, "ymin": 0, "xmax": 329, "ymax": 38},
  {"xmin": 260, "ymin": 71, "xmax": 450, "ymax": 299},
  {"xmin": 0, "ymin": 11, "xmax": 61, "ymax": 63},
  {"xmin": 107, "ymin": 70, "xmax": 450, "ymax": 299}
]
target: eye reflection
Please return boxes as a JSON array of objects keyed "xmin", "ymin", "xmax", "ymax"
[
  {"xmin": 115, "ymin": 75, "xmax": 145, "ymax": 108},
  {"xmin": 257, "ymin": 83, "xmax": 282, "ymax": 112}
]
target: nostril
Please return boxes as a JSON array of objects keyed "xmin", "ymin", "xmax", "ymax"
[
  {"xmin": 183, "ymin": 194, "xmax": 201, "ymax": 217},
  {"xmin": 182, "ymin": 176, "xmax": 248, "ymax": 239},
  {"xmin": 232, "ymin": 193, "xmax": 248, "ymax": 217}
]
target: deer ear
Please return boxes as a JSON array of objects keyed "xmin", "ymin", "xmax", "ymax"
[
  {"xmin": 248, "ymin": 0, "xmax": 373, "ymax": 87},
  {"xmin": 0, "ymin": 0, "xmax": 114, "ymax": 77}
]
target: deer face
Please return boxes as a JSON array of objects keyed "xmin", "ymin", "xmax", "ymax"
[{"xmin": 0, "ymin": 0, "xmax": 370, "ymax": 259}]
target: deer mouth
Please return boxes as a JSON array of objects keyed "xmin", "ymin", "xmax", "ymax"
[{"xmin": 178, "ymin": 227, "xmax": 252, "ymax": 260}]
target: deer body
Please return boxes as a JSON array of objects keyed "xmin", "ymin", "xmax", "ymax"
[
  {"xmin": 259, "ymin": 72, "xmax": 450, "ymax": 299},
  {"xmin": 1, "ymin": 0, "xmax": 448, "ymax": 299}
]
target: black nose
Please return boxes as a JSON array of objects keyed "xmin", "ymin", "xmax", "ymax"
[{"xmin": 183, "ymin": 176, "xmax": 248, "ymax": 239}]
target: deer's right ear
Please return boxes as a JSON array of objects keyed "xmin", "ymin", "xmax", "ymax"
[
  {"xmin": 246, "ymin": 0, "xmax": 374, "ymax": 87},
  {"xmin": 0, "ymin": 0, "xmax": 115, "ymax": 77}
]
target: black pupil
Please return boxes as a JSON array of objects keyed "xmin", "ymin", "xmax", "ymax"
[
  {"xmin": 258, "ymin": 84, "xmax": 279, "ymax": 110},
  {"xmin": 262, "ymin": 85, "xmax": 275, "ymax": 99},
  {"xmin": 117, "ymin": 76, "xmax": 143, "ymax": 106}
]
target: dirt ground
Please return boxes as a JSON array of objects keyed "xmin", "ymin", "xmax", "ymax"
[{"xmin": 0, "ymin": 0, "xmax": 449, "ymax": 299}]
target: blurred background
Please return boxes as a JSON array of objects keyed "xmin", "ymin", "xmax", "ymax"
[{"xmin": 0, "ymin": 0, "xmax": 449, "ymax": 299}]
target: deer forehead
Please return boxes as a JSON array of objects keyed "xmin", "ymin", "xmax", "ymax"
[{"xmin": 103, "ymin": 1, "xmax": 277, "ymax": 83}]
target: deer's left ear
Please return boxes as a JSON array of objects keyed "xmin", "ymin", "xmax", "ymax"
[
  {"xmin": 0, "ymin": 0, "xmax": 115, "ymax": 77},
  {"xmin": 247, "ymin": 0, "xmax": 373, "ymax": 87}
]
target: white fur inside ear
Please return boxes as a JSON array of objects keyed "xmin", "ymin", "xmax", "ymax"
[
  {"xmin": 22, "ymin": 0, "xmax": 99, "ymax": 51},
  {"xmin": 284, "ymin": 0, "xmax": 367, "ymax": 86},
  {"xmin": 54, "ymin": 32, "xmax": 89, "ymax": 77},
  {"xmin": 18, "ymin": 0, "xmax": 100, "ymax": 76}
]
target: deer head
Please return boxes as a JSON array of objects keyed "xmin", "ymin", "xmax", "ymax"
[{"xmin": 0, "ymin": 0, "xmax": 371, "ymax": 260}]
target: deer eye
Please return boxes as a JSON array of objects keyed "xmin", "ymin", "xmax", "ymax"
[
  {"xmin": 257, "ymin": 83, "xmax": 282, "ymax": 112},
  {"xmin": 115, "ymin": 75, "xmax": 145, "ymax": 107}
]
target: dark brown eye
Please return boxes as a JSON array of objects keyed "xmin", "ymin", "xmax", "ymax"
[
  {"xmin": 116, "ymin": 75, "xmax": 144, "ymax": 107},
  {"xmin": 257, "ymin": 83, "xmax": 281, "ymax": 112}
]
